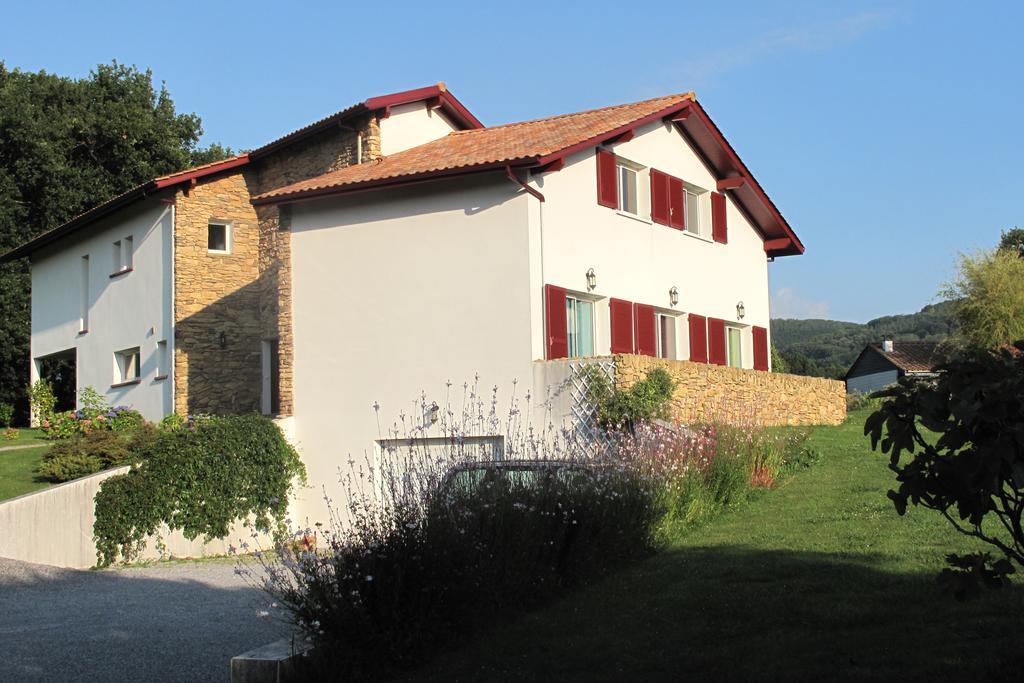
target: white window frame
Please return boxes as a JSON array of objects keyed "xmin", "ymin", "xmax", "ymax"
[
  {"xmin": 155, "ymin": 340, "xmax": 168, "ymax": 380},
  {"xmin": 726, "ymin": 326, "xmax": 743, "ymax": 368},
  {"xmin": 656, "ymin": 313, "xmax": 679, "ymax": 360},
  {"xmin": 566, "ymin": 294, "xmax": 596, "ymax": 359},
  {"xmin": 683, "ymin": 183, "xmax": 711, "ymax": 240},
  {"xmin": 79, "ymin": 255, "xmax": 89, "ymax": 332},
  {"xmin": 208, "ymin": 221, "xmax": 232, "ymax": 254},
  {"xmin": 113, "ymin": 347, "xmax": 141, "ymax": 385},
  {"xmin": 615, "ymin": 157, "xmax": 649, "ymax": 221}
]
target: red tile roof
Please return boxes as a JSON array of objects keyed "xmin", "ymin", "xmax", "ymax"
[
  {"xmin": 868, "ymin": 341, "xmax": 942, "ymax": 373},
  {"xmin": 252, "ymin": 93, "xmax": 696, "ymax": 203}
]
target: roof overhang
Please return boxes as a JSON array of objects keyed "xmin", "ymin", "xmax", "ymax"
[
  {"xmin": 250, "ymin": 83, "xmax": 483, "ymax": 160},
  {"xmin": 0, "ymin": 155, "xmax": 250, "ymax": 262}
]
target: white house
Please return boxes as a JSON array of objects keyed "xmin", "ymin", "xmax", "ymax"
[{"xmin": 4, "ymin": 84, "xmax": 805, "ymax": 525}]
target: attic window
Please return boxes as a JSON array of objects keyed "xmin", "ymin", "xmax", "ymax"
[{"xmin": 208, "ymin": 222, "xmax": 231, "ymax": 253}]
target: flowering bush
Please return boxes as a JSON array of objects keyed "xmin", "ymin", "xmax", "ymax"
[
  {"xmin": 42, "ymin": 403, "xmax": 143, "ymax": 440},
  {"xmin": 250, "ymin": 379, "xmax": 815, "ymax": 678}
]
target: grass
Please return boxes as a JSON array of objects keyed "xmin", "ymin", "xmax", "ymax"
[
  {"xmin": 0, "ymin": 427, "xmax": 47, "ymax": 448},
  {"xmin": 0, "ymin": 445, "xmax": 51, "ymax": 501},
  {"xmin": 409, "ymin": 410, "xmax": 1024, "ymax": 681}
]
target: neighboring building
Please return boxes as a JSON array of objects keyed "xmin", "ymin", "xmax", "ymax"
[
  {"xmin": 844, "ymin": 340, "xmax": 942, "ymax": 394},
  {"xmin": 3, "ymin": 83, "xmax": 805, "ymax": 523}
]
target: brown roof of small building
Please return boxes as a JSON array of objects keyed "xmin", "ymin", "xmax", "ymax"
[{"xmin": 868, "ymin": 341, "xmax": 942, "ymax": 373}]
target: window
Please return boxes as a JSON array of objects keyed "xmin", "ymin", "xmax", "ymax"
[
  {"xmin": 727, "ymin": 327, "xmax": 742, "ymax": 368},
  {"xmin": 684, "ymin": 184, "xmax": 709, "ymax": 237},
  {"xmin": 261, "ymin": 340, "xmax": 280, "ymax": 415},
  {"xmin": 617, "ymin": 164, "xmax": 638, "ymax": 215},
  {"xmin": 80, "ymin": 255, "xmax": 89, "ymax": 332},
  {"xmin": 155, "ymin": 340, "xmax": 168, "ymax": 379},
  {"xmin": 565, "ymin": 296, "xmax": 595, "ymax": 358},
  {"xmin": 657, "ymin": 314, "xmax": 677, "ymax": 360},
  {"xmin": 112, "ymin": 237, "xmax": 133, "ymax": 273},
  {"xmin": 208, "ymin": 222, "xmax": 231, "ymax": 253},
  {"xmin": 113, "ymin": 347, "xmax": 141, "ymax": 385}
]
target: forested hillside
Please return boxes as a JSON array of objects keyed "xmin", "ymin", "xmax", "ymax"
[{"xmin": 771, "ymin": 300, "xmax": 956, "ymax": 379}]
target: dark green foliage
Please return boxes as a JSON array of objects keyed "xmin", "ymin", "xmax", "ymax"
[
  {"xmin": 773, "ymin": 300, "xmax": 956, "ymax": 379},
  {"xmin": 0, "ymin": 62, "xmax": 230, "ymax": 422},
  {"xmin": 769, "ymin": 343, "xmax": 788, "ymax": 373},
  {"xmin": 93, "ymin": 415, "xmax": 305, "ymax": 567},
  {"xmin": 584, "ymin": 366, "xmax": 675, "ymax": 429},
  {"xmin": 865, "ymin": 346, "xmax": 1024, "ymax": 595},
  {"xmin": 998, "ymin": 227, "xmax": 1024, "ymax": 256},
  {"xmin": 36, "ymin": 424, "xmax": 157, "ymax": 482},
  {"xmin": 0, "ymin": 401, "xmax": 12, "ymax": 427}
]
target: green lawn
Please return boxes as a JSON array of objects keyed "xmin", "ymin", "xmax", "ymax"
[
  {"xmin": 0, "ymin": 445, "xmax": 51, "ymax": 501},
  {"xmin": 411, "ymin": 410, "xmax": 1024, "ymax": 681},
  {"xmin": 1, "ymin": 427, "xmax": 47, "ymax": 448}
]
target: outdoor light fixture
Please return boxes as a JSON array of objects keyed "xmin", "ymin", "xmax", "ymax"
[
  {"xmin": 736, "ymin": 301, "xmax": 746, "ymax": 319},
  {"xmin": 218, "ymin": 331, "xmax": 228, "ymax": 349},
  {"xmin": 586, "ymin": 268, "xmax": 597, "ymax": 291},
  {"xmin": 669, "ymin": 286, "xmax": 679, "ymax": 307},
  {"xmin": 426, "ymin": 401, "xmax": 440, "ymax": 425}
]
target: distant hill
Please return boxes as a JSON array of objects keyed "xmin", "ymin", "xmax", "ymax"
[{"xmin": 771, "ymin": 300, "xmax": 956, "ymax": 379}]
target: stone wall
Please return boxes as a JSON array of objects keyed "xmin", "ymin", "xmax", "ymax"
[
  {"xmin": 614, "ymin": 354, "xmax": 846, "ymax": 426},
  {"xmin": 173, "ymin": 170, "xmax": 263, "ymax": 415}
]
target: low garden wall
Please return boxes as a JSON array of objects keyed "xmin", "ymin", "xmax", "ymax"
[
  {"xmin": 615, "ymin": 355, "xmax": 846, "ymax": 426},
  {"xmin": 0, "ymin": 466, "xmax": 267, "ymax": 569}
]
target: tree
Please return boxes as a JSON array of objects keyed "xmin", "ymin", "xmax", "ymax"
[
  {"xmin": 0, "ymin": 62, "xmax": 230, "ymax": 423},
  {"xmin": 940, "ymin": 250, "xmax": 1024, "ymax": 350},
  {"xmin": 998, "ymin": 227, "xmax": 1024, "ymax": 256},
  {"xmin": 770, "ymin": 344, "xmax": 788, "ymax": 373},
  {"xmin": 865, "ymin": 347, "xmax": 1023, "ymax": 598}
]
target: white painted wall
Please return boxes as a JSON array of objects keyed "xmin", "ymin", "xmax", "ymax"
[
  {"xmin": 30, "ymin": 201, "xmax": 173, "ymax": 421},
  {"xmin": 287, "ymin": 174, "xmax": 534, "ymax": 524},
  {"xmin": 379, "ymin": 102, "xmax": 460, "ymax": 156},
  {"xmin": 528, "ymin": 119, "xmax": 772, "ymax": 368}
]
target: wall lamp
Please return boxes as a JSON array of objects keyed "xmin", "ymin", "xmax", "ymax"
[
  {"xmin": 736, "ymin": 301, "xmax": 746, "ymax": 319},
  {"xmin": 586, "ymin": 268, "xmax": 597, "ymax": 291},
  {"xmin": 218, "ymin": 331, "xmax": 228, "ymax": 349},
  {"xmin": 669, "ymin": 286, "xmax": 679, "ymax": 307}
]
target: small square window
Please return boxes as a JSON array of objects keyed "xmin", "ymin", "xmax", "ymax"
[
  {"xmin": 208, "ymin": 223, "xmax": 231, "ymax": 253},
  {"xmin": 617, "ymin": 165, "xmax": 638, "ymax": 215},
  {"xmin": 111, "ymin": 237, "xmax": 133, "ymax": 273},
  {"xmin": 114, "ymin": 347, "xmax": 141, "ymax": 385}
]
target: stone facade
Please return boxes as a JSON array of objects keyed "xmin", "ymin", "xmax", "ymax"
[
  {"xmin": 173, "ymin": 171, "xmax": 263, "ymax": 415},
  {"xmin": 170, "ymin": 114, "xmax": 382, "ymax": 417},
  {"xmin": 614, "ymin": 354, "xmax": 846, "ymax": 426}
]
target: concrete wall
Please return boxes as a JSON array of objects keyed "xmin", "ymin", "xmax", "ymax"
[
  {"xmin": 0, "ymin": 466, "xmax": 265, "ymax": 569},
  {"xmin": 529, "ymin": 119, "xmax": 771, "ymax": 367},
  {"xmin": 287, "ymin": 173, "xmax": 534, "ymax": 525},
  {"xmin": 615, "ymin": 354, "xmax": 846, "ymax": 426},
  {"xmin": 30, "ymin": 202, "xmax": 173, "ymax": 421}
]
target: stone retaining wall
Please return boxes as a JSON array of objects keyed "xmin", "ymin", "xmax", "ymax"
[{"xmin": 614, "ymin": 354, "xmax": 846, "ymax": 426}]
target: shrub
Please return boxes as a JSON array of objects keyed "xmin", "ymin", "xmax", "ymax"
[
  {"xmin": 158, "ymin": 413, "xmax": 186, "ymax": 432},
  {"xmin": 42, "ymin": 404, "xmax": 145, "ymax": 440},
  {"xmin": 846, "ymin": 390, "xmax": 882, "ymax": 411},
  {"xmin": 866, "ymin": 346, "xmax": 1024, "ymax": 597},
  {"xmin": 585, "ymin": 366, "xmax": 675, "ymax": 429},
  {"xmin": 28, "ymin": 379, "xmax": 56, "ymax": 425},
  {"xmin": 0, "ymin": 401, "xmax": 13, "ymax": 428},
  {"xmin": 93, "ymin": 414, "xmax": 305, "ymax": 567},
  {"xmin": 4, "ymin": 428, "xmax": 19, "ymax": 440},
  {"xmin": 37, "ymin": 429, "xmax": 138, "ymax": 482}
]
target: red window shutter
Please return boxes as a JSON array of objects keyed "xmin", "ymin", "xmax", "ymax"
[
  {"xmin": 707, "ymin": 317, "xmax": 727, "ymax": 365},
  {"xmin": 650, "ymin": 169, "xmax": 670, "ymax": 225},
  {"xmin": 634, "ymin": 303, "xmax": 656, "ymax": 356},
  {"xmin": 596, "ymin": 149, "xmax": 618, "ymax": 209},
  {"xmin": 669, "ymin": 176, "xmax": 685, "ymax": 230},
  {"xmin": 688, "ymin": 314, "xmax": 708, "ymax": 363},
  {"xmin": 545, "ymin": 284, "xmax": 568, "ymax": 359},
  {"xmin": 609, "ymin": 298, "xmax": 635, "ymax": 354},
  {"xmin": 712, "ymin": 191, "xmax": 728, "ymax": 243},
  {"xmin": 753, "ymin": 326, "xmax": 769, "ymax": 371}
]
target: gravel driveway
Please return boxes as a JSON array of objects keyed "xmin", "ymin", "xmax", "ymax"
[{"xmin": 0, "ymin": 556, "xmax": 289, "ymax": 681}]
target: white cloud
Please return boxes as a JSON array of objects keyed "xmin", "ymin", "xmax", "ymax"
[
  {"xmin": 680, "ymin": 10, "xmax": 897, "ymax": 84},
  {"xmin": 771, "ymin": 287, "xmax": 831, "ymax": 319}
]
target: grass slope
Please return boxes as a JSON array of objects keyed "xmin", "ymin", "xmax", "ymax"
[
  {"xmin": 0, "ymin": 445, "xmax": 50, "ymax": 501},
  {"xmin": 412, "ymin": 411, "xmax": 1024, "ymax": 681}
]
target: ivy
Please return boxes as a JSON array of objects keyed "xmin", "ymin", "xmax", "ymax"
[
  {"xmin": 583, "ymin": 366, "xmax": 675, "ymax": 430},
  {"xmin": 93, "ymin": 414, "xmax": 305, "ymax": 567}
]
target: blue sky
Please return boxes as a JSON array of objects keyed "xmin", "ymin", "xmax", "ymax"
[{"xmin": 2, "ymin": 1, "xmax": 1021, "ymax": 322}]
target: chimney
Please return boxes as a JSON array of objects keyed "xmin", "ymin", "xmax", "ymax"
[{"xmin": 882, "ymin": 340, "xmax": 894, "ymax": 353}]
